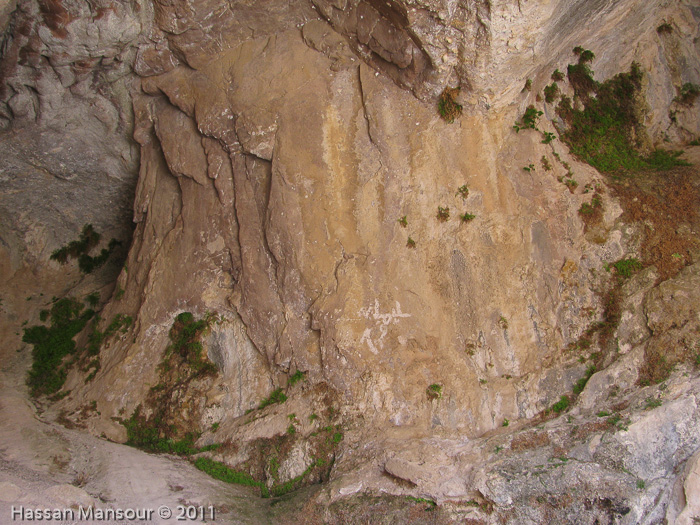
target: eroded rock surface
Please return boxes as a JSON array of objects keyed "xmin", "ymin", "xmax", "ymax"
[{"xmin": 2, "ymin": 0, "xmax": 700, "ymax": 523}]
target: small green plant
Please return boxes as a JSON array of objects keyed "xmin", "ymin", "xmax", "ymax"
[
  {"xmin": 541, "ymin": 131, "xmax": 557, "ymax": 144},
  {"xmin": 479, "ymin": 378, "xmax": 487, "ymax": 384},
  {"xmin": 210, "ymin": 422, "xmax": 220, "ymax": 432},
  {"xmin": 573, "ymin": 365, "xmax": 595, "ymax": 395},
  {"xmin": 551, "ymin": 395, "xmax": 570, "ymax": 413},
  {"xmin": 563, "ymin": 177, "xmax": 578, "ymax": 191},
  {"xmin": 259, "ymin": 388, "xmax": 288, "ymax": 410},
  {"xmin": 459, "ymin": 212, "xmax": 476, "ymax": 223},
  {"xmin": 456, "ymin": 185, "xmax": 470, "ymax": 199},
  {"xmin": 332, "ymin": 431, "xmax": 343, "ymax": 443},
  {"xmin": 398, "ymin": 215, "xmax": 408, "ymax": 227},
  {"xmin": 514, "ymin": 105, "xmax": 543, "ymax": 132},
  {"xmin": 644, "ymin": 397, "xmax": 662, "ymax": 410},
  {"xmin": 597, "ymin": 410, "xmax": 610, "ymax": 417},
  {"xmin": 309, "ymin": 413, "xmax": 319, "ymax": 422},
  {"xmin": 287, "ymin": 424, "xmax": 296, "ymax": 435},
  {"xmin": 552, "ymin": 69, "xmax": 565, "ymax": 82},
  {"xmin": 541, "ymin": 156, "xmax": 552, "ymax": 171},
  {"xmin": 523, "ymin": 78, "xmax": 533, "ymax": 92},
  {"xmin": 579, "ymin": 193, "xmax": 603, "ymax": 216},
  {"xmin": 636, "ymin": 479, "xmax": 646, "ymax": 490},
  {"xmin": 607, "ymin": 413, "xmax": 622, "ymax": 426},
  {"xmin": 502, "ymin": 418, "xmax": 509, "ymax": 427},
  {"xmin": 438, "ymin": 87, "xmax": 463, "ymax": 123},
  {"xmin": 406, "ymin": 237, "xmax": 416, "ymax": 249},
  {"xmin": 50, "ymin": 224, "xmax": 100, "ymax": 264},
  {"xmin": 498, "ymin": 316, "xmax": 509, "ymax": 330},
  {"xmin": 288, "ymin": 370, "xmax": 306, "ymax": 386},
  {"xmin": 544, "ymin": 82, "xmax": 560, "ymax": 103},
  {"xmin": 523, "ymin": 164, "xmax": 535, "ymax": 172},
  {"xmin": 675, "ymin": 83, "xmax": 700, "ymax": 106},
  {"xmin": 574, "ymin": 48, "xmax": 595, "ymax": 63},
  {"xmin": 115, "ymin": 285, "xmax": 125, "ymax": 300},
  {"xmin": 494, "ymin": 445, "xmax": 503, "ymax": 453},
  {"xmin": 437, "ymin": 206, "xmax": 450, "ymax": 222},
  {"xmin": 611, "ymin": 258, "xmax": 642, "ymax": 278},
  {"xmin": 427, "ymin": 383, "xmax": 443, "ymax": 400}
]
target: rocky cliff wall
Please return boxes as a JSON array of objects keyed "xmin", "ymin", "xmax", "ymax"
[{"xmin": 2, "ymin": 0, "xmax": 700, "ymax": 522}]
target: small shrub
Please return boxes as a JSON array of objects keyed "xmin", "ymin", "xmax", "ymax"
[
  {"xmin": 437, "ymin": 206, "xmax": 450, "ymax": 222},
  {"xmin": 636, "ymin": 479, "xmax": 645, "ymax": 490},
  {"xmin": 288, "ymin": 370, "xmax": 306, "ymax": 386},
  {"xmin": 523, "ymin": 78, "xmax": 533, "ymax": 92},
  {"xmin": 24, "ymin": 298, "xmax": 95, "ymax": 396},
  {"xmin": 597, "ymin": 410, "xmax": 610, "ymax": 417},
  {"xmin": 541, "ymin": 156, "xmax": 552, "ymax": 171},
  {"xmin": 459, "ymin": 212, "xmax": 476, "ymax": 223},
  {"xmin": 544, "ymin": 82, "xmax": 560, "ymax": 103},
  {"xmin": 541, "ymin": 131, "xmax": 557, "ymax": 144},
  {"xmin": 514, "ymin": 105, "xmax": 543, "ymax": 132},
  {"xmin": 427, "ymin": 383, "xmax": 443, "ymax": 400},
  {"xmin": 456, "ymin": 185, "xmax": 469, "ymax": 199},
  {"xmin": 578, "ymin": 49, "xmax": 595, "ymax": 64},
  {"xmin": 286, "ymin": 424, "xmax": 296, "ymax": 435},
  {"xmin": 438, "ymin": 87, "xmax": 463, "ymax": 123},
  {"xmin": 498, "ymin": 316, "xmax": 509, "ymax": 330},
  {"xmin": 406, "ymin": 237, "xmax": 416, "ymax": 249},
  {"xmin": 563, "ymin": 178, "xmax": 578, "ymax": 192},
  {"xmin": 552, "ymin": 69, "xmax": 565, "ymax": 82},
  {"xmin": 259, "ymin": 388, "xmax": 288, "ymax": 410},
  {"xmin": 50, "ymin": 224, "xmax": 100, "ymax": 264},
  {"xmin": 551, "ymin": 395, "xmax": 570, "ymax": 413},
  {"xmin": 523, "ymin": 164, "xmax": 535, "ymax": 172},
  {"xmin": 567, "ymin": 62, "xmax": 597, "ymax": 98},
  {"xmin": 398, "ymin": 215, "xmax": 408, "ymax": 227},
  {"xmin": 502, "ymin": 418, "xmax": 509, "ymax": 427}
]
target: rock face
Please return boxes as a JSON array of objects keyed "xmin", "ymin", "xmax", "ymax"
[
  {"xmin": 2, "ymin": 0, "xmax": 700, "ymax": 522},
  {"xmin": 0, "ymin": 0, "xmax": 145, "ymax": 305}
]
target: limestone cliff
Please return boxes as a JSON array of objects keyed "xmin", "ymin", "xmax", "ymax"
[{"xmin": 2, "ymin": 0, "xmax": 700, "ymax": 522}]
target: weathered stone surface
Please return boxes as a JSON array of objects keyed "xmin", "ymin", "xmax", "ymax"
[{"xmin": 2, "ymin": 0, "xmax": 700, "ymax": 523}]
